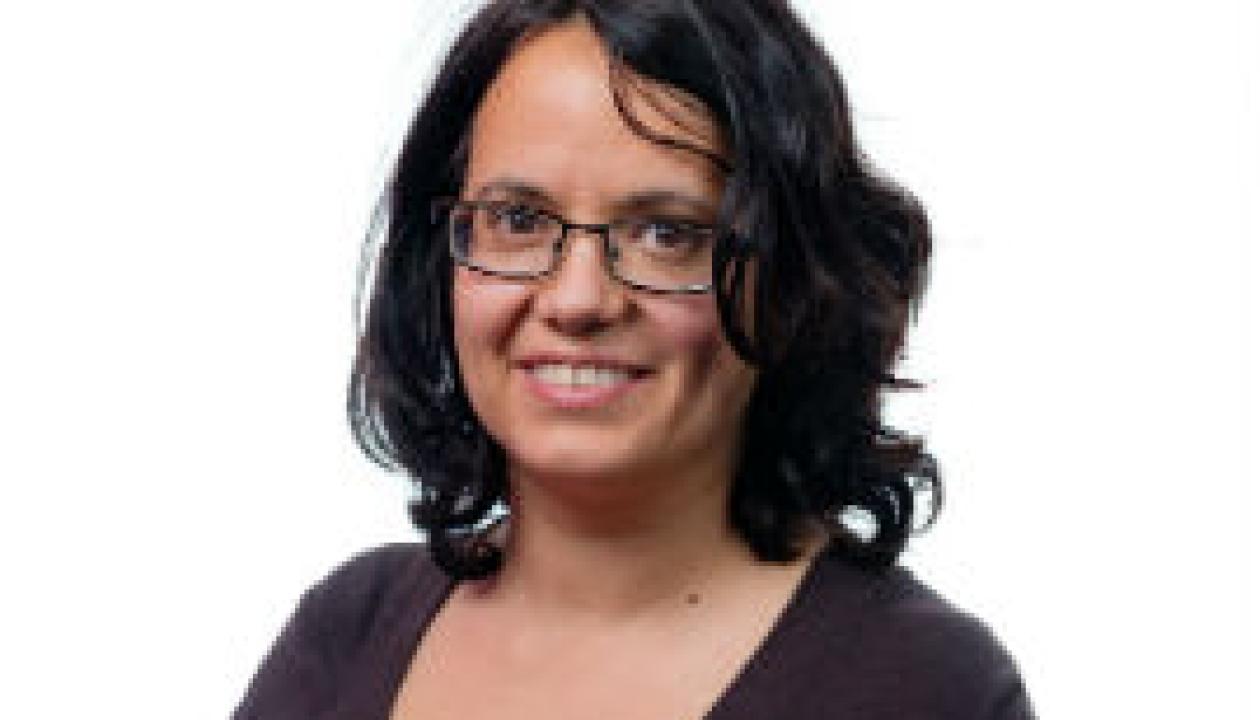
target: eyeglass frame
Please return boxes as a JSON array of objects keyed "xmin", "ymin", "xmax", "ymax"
[{"xmin": 430, "ymin": 197, "xmax": 717, "ymax": 295}]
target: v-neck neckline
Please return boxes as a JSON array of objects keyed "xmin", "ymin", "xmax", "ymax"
[
  {"xmin": 378, "ymin": 540, "xmax": 863, "ymax": 720},
  {"xmin": 698, "ymin": 541, "xmax": 837, "ymax": 720}
]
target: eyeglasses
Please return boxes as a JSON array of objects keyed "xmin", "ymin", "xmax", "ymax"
[{"xmin": 432, "ymin": 198, "xmax": 717, "ymax": 294}]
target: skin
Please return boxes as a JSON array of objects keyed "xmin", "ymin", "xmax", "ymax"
[
  {"xmin": 453, "ymin": 43, "xmax": 752, "ymax": 504},
  {"xmin": 391, "ymin": 17, "xmax": 828, "ymax": 720},
  {"xmin": 452, "ymin": 16, "xmax": 761, "ymax": 559}
]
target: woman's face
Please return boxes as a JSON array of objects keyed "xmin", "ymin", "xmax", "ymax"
[{"xmin": 452, "ymin": 18, "xmax": 755, "ymax": 492}]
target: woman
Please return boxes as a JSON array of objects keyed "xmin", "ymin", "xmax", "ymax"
[{"xmin": 236, "ymin": 1, "xmax": 1034, "ymax": 718}]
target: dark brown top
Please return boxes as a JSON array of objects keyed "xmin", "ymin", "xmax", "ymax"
[{"xmin": 234, "ymin": 543, "xmax": 1035, "ymax": 719}]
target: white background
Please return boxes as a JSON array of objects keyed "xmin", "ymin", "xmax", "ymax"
[{"xmin": 0, "ymin": 0, "xmax": 1254, "ymax": 717}]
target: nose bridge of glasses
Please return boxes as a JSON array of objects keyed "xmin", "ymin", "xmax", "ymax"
[{"xmin": 537, "ymin": 221, "xmax": 627, "ymax": 310}]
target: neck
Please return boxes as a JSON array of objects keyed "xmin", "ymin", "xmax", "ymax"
[{"xmin": 482, "ymin": 462, "xmax": 756, "ymax": 621}]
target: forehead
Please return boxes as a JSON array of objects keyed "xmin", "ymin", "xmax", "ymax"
[{"xmin": 464, "ymin": 17, "xmax": 725, "ymax": 205}]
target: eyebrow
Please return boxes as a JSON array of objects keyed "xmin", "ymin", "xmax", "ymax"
[{"xmin": 472, "ymin": 178, "xmax": 718, "ymax": 216}]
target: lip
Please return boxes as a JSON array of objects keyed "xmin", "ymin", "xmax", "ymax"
[{"xmin": 515, "ymin": 352, "xmax": 653, "ymax": 410}]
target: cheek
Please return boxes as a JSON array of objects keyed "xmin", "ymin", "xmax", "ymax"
[
  {"xmin": 453, "ymin": 271, "xmax": 525, "ymax": 342},
  {"xmin": 654, "ymin": 303, "xmax": 724, "ymax": 363},
  {"xmin": 650, "ymin": 298, "xmax": 754, "ymax": 401},
  {"xmin": 451, "ymin": 270, "xmax": 530, "ymax": 387}
]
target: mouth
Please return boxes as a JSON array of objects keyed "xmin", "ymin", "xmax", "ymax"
[
  {"xmin": 517, "ymin": 356, "xmax": 652, "ymax": 408},
  {"xmin": 527, "ymin": 363, "xmax": 642, "ymax": 386}
]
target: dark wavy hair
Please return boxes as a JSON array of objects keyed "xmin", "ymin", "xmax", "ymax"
[{"xmin": 348, "ymin": 0, "xmax": 941, "ymax": 580}]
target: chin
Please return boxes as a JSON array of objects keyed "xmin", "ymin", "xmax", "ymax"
[
  {"xmin": 503, "ymin": 432, "xmax": 657, "ymax": 485},
  {"xmin": 511, "ymin": 449, "xmax": 638, "ymax": 483}
]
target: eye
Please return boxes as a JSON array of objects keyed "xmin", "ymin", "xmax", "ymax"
[
  {"xmin": 487, "ymin": 202, "xmax": 547, "ymax": 234},
  {"xmin": 624, "ymin": 218, "xmax": 711, "ymax": 254}
]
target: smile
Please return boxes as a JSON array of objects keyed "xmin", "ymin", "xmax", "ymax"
[
  {"xmin": 528, "ymin": 364, "xmax": 633, "ymax": 387},
  {"xmin": 518, "ymin": 357, "xmax": 651, "ymax": 409}
]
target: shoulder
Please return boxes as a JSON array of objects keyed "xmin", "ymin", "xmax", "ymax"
[
  {"xmin": 736, "ymin": 549, "xmax": 1035, "ymax": 719},
  {"xmin": 280, "ymin": 542, "xmax": 448, "ymax": 660},
  {"xmin": 833, "ymin": 559, "xmax": 1015, "ymax": 668},
  {"xmin": 300, "ymin": 543, "xmax": 438, "ymax": 626},
  {"xmin": 819, "ymin": 552, "xmax": 1034, "ymax": 718},
  {"xmin": 233, "ymin": 543, "xmax": 449, "ymax": 719}
]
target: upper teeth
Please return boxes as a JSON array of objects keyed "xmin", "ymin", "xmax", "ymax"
[{"xmin": 530, "ymin": 364, "xmax": 632, "ymax": 386}]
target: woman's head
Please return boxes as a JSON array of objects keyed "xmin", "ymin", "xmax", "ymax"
[
  {"xmin": 453, "ymin": 17, "xmax": 756, "ymax": 499},
  {"xmin": 350, "ymin": 0, "xmax": 939, "ymax": 579}
]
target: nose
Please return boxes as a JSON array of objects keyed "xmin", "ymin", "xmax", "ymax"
[{"xmin": 535, "ymin": 227, "xmax": 628, "ymax": 335}]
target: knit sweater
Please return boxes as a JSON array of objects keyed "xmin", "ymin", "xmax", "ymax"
[{"xmin": 234, "ymin": 542, "xmax": 1035, "ymax": 719}]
